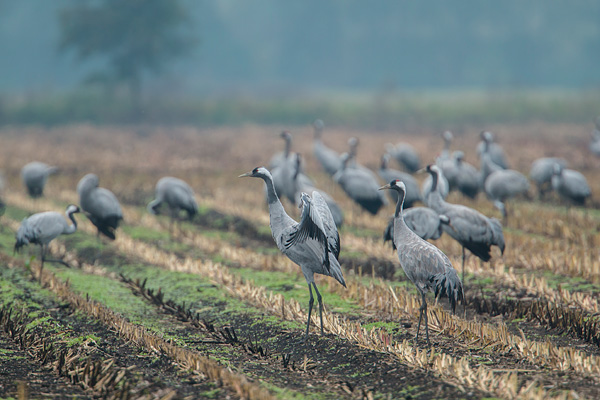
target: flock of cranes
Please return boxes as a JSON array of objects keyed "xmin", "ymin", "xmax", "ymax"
[{"xmin": 7, "ymin": 119, "xmax": 597, "ymax": 346}]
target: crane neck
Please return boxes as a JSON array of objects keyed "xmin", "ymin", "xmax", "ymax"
[
  {"xmin": 394, "ymin": 190, "xmax": 406, "ymax": 218},
  {"xmin": 284, "ymin": 138, "xmax": 292, "ymax": 158},
  {"xmin": 65, "ymin": 209, "xmax": 78, "ymax": 234},
  {"xmin": 430, "ymin": 170, "xmax": 439, "ymax": 192}
]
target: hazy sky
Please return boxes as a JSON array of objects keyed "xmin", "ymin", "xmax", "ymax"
[{"xmin": 1, "ymin": 0, "xmax": 599, "ymax": 96}]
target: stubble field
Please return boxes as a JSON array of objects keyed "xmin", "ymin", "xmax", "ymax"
[{"xmin": 0, "ymin": 122, "xmax": 599, "ymax": 399}]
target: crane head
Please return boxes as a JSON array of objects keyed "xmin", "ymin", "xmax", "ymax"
[
  {"xmin": 66, "ymin": 204, "xmax": 81, "ymax": 214},
  {"xmin": 238, "ymin": 167, "xmax": 270, "ymax": 179},
  {"xmin": 379, "ymin": 179, "xmax": 406, "ymax": 194},
  {"xmin": 442, "ymin": 130, "xmax": 453, "ymax": 142},
  {"xmin": 280, "ymin": 130, "xmax": 292, "ymax": 140}
]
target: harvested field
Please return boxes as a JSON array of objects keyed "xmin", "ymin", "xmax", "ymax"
[{"xmin": 0, "ymin": 122, "xmax": 599, "ymax": 399}]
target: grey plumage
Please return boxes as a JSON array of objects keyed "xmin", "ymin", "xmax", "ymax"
[
  {"xmin": 378, "ymin": 154, "xmax": 421, "ymax": 208},
  {"xmin": 424, "ymin": 165, "xmax": 505, "ymax": 283},
  {"xmin": 379, "ymin": 180, "xmax": 463, "ymax": 345},
  {"xmin": 385, "ymin": 142, "xmax": 421, "ymax": 172},
  {"xmin": 271, "ymin": 132, "xmax": 314, "ymax": 204},
  {"xmin": 422, "ymin": 163, "xmax": 449, "ymax": 206},
  {"xmin": 240, "ymin": 167, "xmax": 345, "ymax": 340},
  {"xmin": 477, "ymin": 131, "xmax": 509, "ymax": 169},
  {"xmin": 590, "ymin": 117, "xmax": 600, "ymax": 156},
  {"xmin": 551, "ymin": 164, "xmax": 591, "ymax": 206},
  {"xmin": 77, "ymin": 173, "xmax": 123, "ymax": 240},
  {"xmin": 291, "ymin": 154, "xmax": 344, "ymax": 227},
  {"xmin": 21, "ymin": 161, "xmax": 58, "ymax": 198},
  {"xmin": 14, "ymin": 204, "xmax": 80, "ymax": 281},
  {"xmin": 334, "ymin": 153, "xmax": 387, "ymax": 215},
  {"xmin": 269, "ymin": 131, "xmax": 293, "ymax": 170},
  {"xmin": 313, "ymin": 119, "xmax": 343, "ymax": 176},
  {"xmin": 484, "ymin": 169, "xmax": 530, "ymax": 220},
  {"xmin": 383, "ymin": 207, "xmax": 450, "ymax": 247},
  {"xmin": 452, "ymin": 151, "xmax": 480, "ymax": 199},
  {"xmin": 147, "ymin": 177, "xmax": 198, "ymax": 221},
  {"xmin": 529, "ymin": 157, "xmax": 568, "ymax": 198}
]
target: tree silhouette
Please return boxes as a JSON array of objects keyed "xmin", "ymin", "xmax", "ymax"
[{"xmin": 59, "ymin": 0, "xmax": 196, "ymax": 115}]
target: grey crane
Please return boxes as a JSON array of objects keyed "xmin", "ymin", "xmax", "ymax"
[
  {"xmin": 239, "ymin": 167, "xmax": 346, "ymax": 340},
  {"xmin": 378, "ymin": 154, "xmax": 421, "ymax": 208},
  {"xmin": 77, "ymin": 173, "xmax": 123, "ymax": 240},
  {"xmin": 379, "ymin": 180, "xmax": 463, "ymax": 345},
  {"xmin": 313, "ymin": 119, "xmax": 343, "ymax": 176},
  {"xmin": 476, "ymin": 131, "xmax": 509, "ymax": 169},
  {"xmin": 453, "ymin": 151, "xmax": 480, "ymax": 199},
  {"xmin": 385, "ymin": 142, "xmax": 421, "ymax": 173},
  {"xmin": 423, "ymin": 165, "xmax": 505, "ymax": 284},
  {"xmin": 422, "ymin": 160, "xmax": 449, "ymax": 206},
  {"xmin": 271, "ymin": 131, "xmax": 314, "ymax": 204},
  {"xmin": 334, "ymin": 153, "xmax": 387, "ymax": 215},
  {"xmin": 479, "ymin": 138, "xmax": 505, "ymax": 188},
  {"xmin": 14, "ymin": 204, "xmax": 80, "ymax": 282},
  {"xmin": 147, "ymin": 177, "xmax": 198, "ymax": 232},
  {"xmin": 383, "ymin": 206, "xmax": 451, "ymax": 247},
  {"xmin": 529, "ymin": 157, "xmax": 568, "ymax": 198},
  {"xmin": 440, "ymin": 130, "xmax": 454, "ymax": 160},
  {"xmin": 21, "ymin": 161, "xmax": 58, "ymax": 198},
  {"xmin": 269, "ymin": 131, "xmax": 293, "ymax": 170},
  {"xmin": 484, "ymin": 169, "xmax": 530, "ymax": 222},
  {"xmin": 291, "ymin": 154, "xmax": 344, "ymax": 227},
  {"xmin": 551, "ymin": 164, "xmax": 591, "ymax": 206}
]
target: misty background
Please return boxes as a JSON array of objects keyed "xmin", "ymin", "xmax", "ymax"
[{"xmin": 1, "ymin": 0, "xmax": 599, "ymax": 127}]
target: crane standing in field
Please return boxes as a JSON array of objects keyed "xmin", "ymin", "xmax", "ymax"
[
  {"xmin": 551, "ymin": 164, "xmax": 591, "ymax": 207},
  {"xmin": 423, "ymin": 165, "xmax": 505, "ymax": 285},
  {"xmin": 313, "ymin": 119, "xmax": 343, "ymax": 176},
  {"xmin": 77, "ymin": 173, "xmax": 123, "ymax": 240},
  {"xmin": 21, "ymin": 161, "xmax": 58, "ymax": 198},
  {"xmin": 379, "ymin": 180, "xmax": 463, "ymax": 345},
  {"xmin": 14, "ymin": 204, "xmax": 80, "ymax": 283},
  {"xmin": 147, "ymin": 177, "xmax": 198, "ymax": 234},
  {"xmin": 529, "ymin": 157, "xmax": 568, "ymax": 198},
  {"xmin": 239, "ymin": 167, "xmax": 346, "ymax": 341}
]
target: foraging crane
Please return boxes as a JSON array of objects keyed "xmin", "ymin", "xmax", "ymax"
[
  {"xmin": 291, "ymin": 154, "xmax": 344, "ymax": 227},
  {"xmin": 14, "ymin": 204, "xmax": 80, "ymax": 282},
  {"xmin": 551, "ymin": 164, "xmax": 591, "ymax": 206},
  {"xmin": 529, "ymin": 157, "xmax": 568, "ymax": 198},
  {"xmin": 77, "ymin": 173, "xmax": 123, "ymax": 240},
  {"xmin": 313, "ymin": 119, "xmax": 343, "ymax": 176},
  {"xmin": 269, "ymin": 131, "xmax": 293, "ymax": 170},
  {"xmin": 453, "ymin": 152, "xmax": 480, "ymax": 199},
  {"xmin": 484, "ymin": 169, "xmax": 530, "ymax": 222},
  {"xmin": 385, "ymin": 142, "xmax": 421, "ymax": 173},
  {"xmin": 379, "ymin": 180, "xmax": 463, "ymax": 345},
  {"xmin": 147, "ymin": 177, "xmax": 198, "ymax": 231},
  {"xmin": 239, "ymin": 167, "xmax": 346, "ymax": 340},
  {"xmin": 378, "ymin": 154, "xmax": 421, "ymax": 208},
  {"xmin": 423, "ymin": 165, "xmax": 505, "ymax": 284},
  {"xmin": 21, "ymin": 161, "xmax": 58, "ymax": 198},
  {"xmin": 334, "ymin": 153, "xmax": 387, "ymax": 215},
  {"xmin": 383, "ymin": 206, "xmax": 450, "ymax": 246},
  {"xmin": 477, "ymin": 131, "xmax": 509, "ymax": 169}
]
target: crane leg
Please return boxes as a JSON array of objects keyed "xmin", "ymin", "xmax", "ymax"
[
  {"xmin": 304, "ymin": 284, "xmax": 315, "ymax": 341},
  {"xmin": 461, "ymin": 247, "xmax": 466, "ymax": 287},
  {"xmin": 312, "ymin": 282, "xmax": 324, "ymax": 335},
  {"xmin": 415, "ymin": 291, "xmax": 430, "ymax": 346},
  {"xmin": 39, "ymin": 244, "xmax": 45, "ymax": 284}
]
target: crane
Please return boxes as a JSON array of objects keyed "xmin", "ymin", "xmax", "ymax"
[
  {"xmin": 269, "ymin": 131, "xmax": 293, "ymax": 170},
  {"xmin": 385, "ymin": 142, "xmax": 421, "ymax": 173},
  {"xmin": 484, "ymin": 169, "xmax": 530, "ymax": 222},
  {"xmin": 147, "ymin": 177, "xmax": 198, "ymax": 233},
  {"xmin": 529, "ymin": 157, "xmax": 568, "ymax": 198},
  {"xmin": 423, "ymin": 165, "xmax": 505, "ymax": 285},
  {"xmin": 239, "ymin": 167, "xmax": 346, "ymax": 341},
  {"xmin": 313, "ymin": 119, "xmax": 343, "ymax": 176},
  {"xmin": 21, "ymin": 161, "xmax": 58, "ymax": 198},
  {"xmin": 452, "ymin": 151, "xmax": 480, "ymax": 199},
  {"xmin": 14, "ymin": 204, "xmax": 80, "ymax": 282},
  {"xmin": 551, "ymin": 164, "xmax": 591, "ymax": 206},
  {"xmin": 334, "ymin": 153, "xmax": 387, "ymax": 215},
  {"xmin": 77, "ymin": 173, "xmax": 123, "ymax": 240},
  {"xmin": 379, "ymin": 180, "xmax": 463, "ymax": 345},
  {"xmin": 476, "ymin": 131, "xmax": 509, "ymax": 169}
]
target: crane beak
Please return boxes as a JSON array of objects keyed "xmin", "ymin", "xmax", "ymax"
[
  {"xmin": 238, "ymin": 172, "xmax": 252, "ymax": 178},
  {"xmin": 378, "ymin": 184, "xmax": 391, "ymax": 191}
]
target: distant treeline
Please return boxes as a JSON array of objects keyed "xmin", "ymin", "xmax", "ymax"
[{"xmin": 1, "ymin": 90, "xmax": 598, "ymax": 129}]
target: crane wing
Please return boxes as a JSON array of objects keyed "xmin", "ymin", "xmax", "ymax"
[
  {"xmin": 284, "ymin": 193, "xmax": 331, "ymax": 270},
  {"xmin": 310, "ymin": 191, "xmax": 340, "ymax": 259}
]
